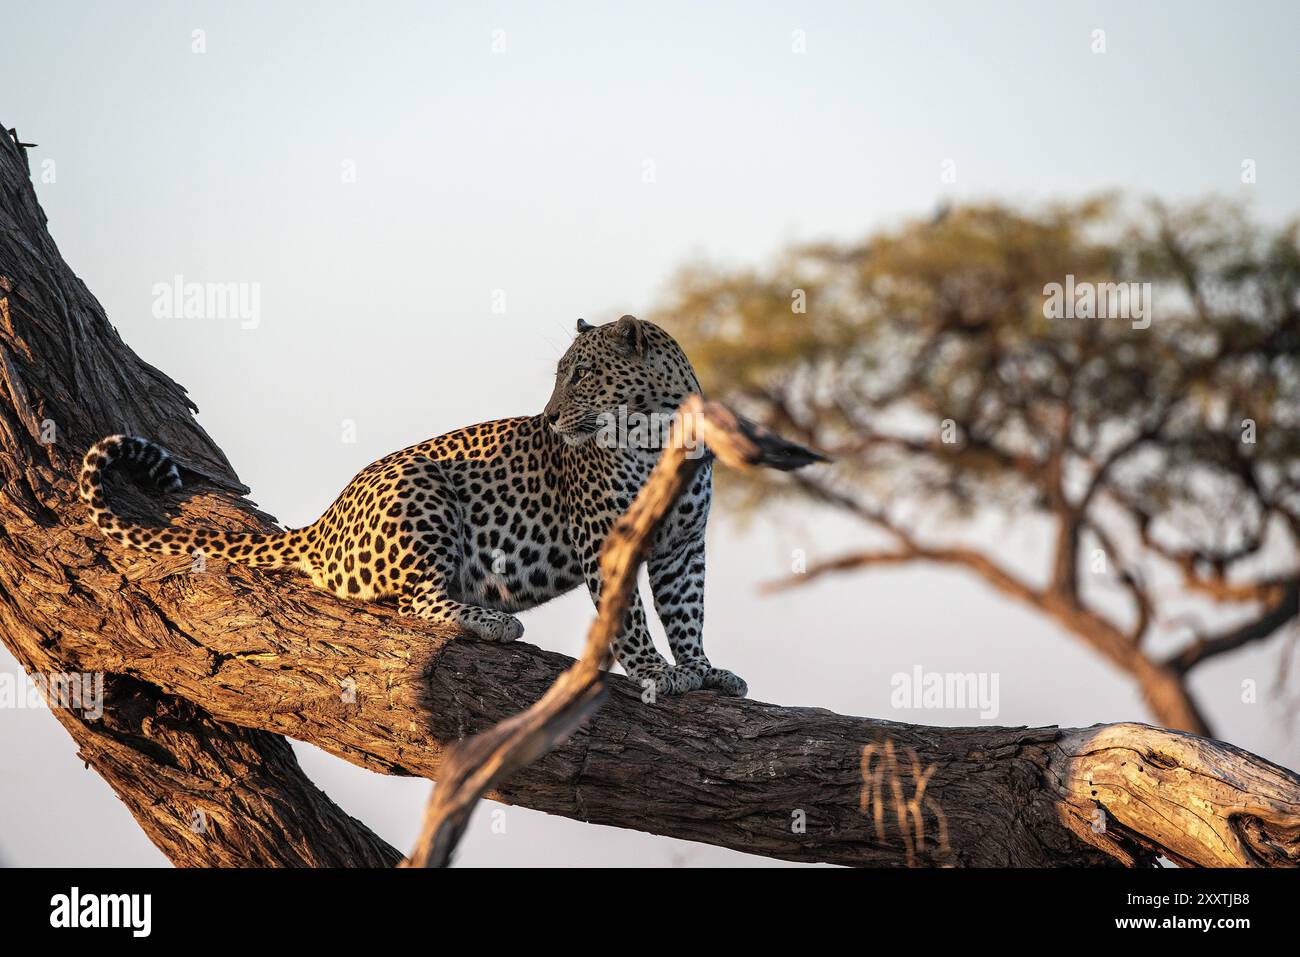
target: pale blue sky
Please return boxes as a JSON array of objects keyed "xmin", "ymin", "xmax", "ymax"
[{"xmin": 1, "ymin": 0, "xmax": 1297, "ymax": 866}]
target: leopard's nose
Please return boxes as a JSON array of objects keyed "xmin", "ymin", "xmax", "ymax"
[{"xmin": 546, "ymin": 411, "xmax": 560, "ymax": 425}]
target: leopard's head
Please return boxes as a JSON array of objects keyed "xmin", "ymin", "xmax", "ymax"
[{"xmin": 543, "ymin": 315, "xmax": 701, "ymax": 447}]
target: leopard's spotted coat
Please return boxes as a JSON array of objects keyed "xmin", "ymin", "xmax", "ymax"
[{"xmin": 79, "ymin": 315, "xmax": 745, "ymax": 697}]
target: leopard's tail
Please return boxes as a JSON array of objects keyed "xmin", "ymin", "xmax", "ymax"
[{"xmin": 79, "ymin": 435, "xmax": 307, "ymax": 568}]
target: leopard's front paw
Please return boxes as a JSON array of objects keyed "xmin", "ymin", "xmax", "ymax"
[
  {"xmin": 702, "ymin": 668, "xmax": 748, "ymax": 697},
  {"xmin": 632, "ymin": 664, "xmax": 704, "ymax": 698}
]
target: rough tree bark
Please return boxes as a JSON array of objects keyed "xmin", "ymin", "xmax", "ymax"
[{"xmin": 1, "ymin": 127, "xmax": 1297, "ymax": 868}]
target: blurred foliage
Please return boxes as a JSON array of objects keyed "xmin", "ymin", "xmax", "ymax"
[{"xmin": 652, "ymin": 197, "xmax": 1300, "ymax": 557}]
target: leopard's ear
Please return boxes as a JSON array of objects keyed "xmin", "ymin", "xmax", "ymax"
[
  {"xmin": 612, "ymin": 314, "xmax": 647, "ymax": 357},
  {"xmin": 576, "ymin": 318, "xmax": 594, "ymax": 334}
]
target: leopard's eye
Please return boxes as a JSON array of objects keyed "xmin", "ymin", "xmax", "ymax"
[{"xmin": 573, "ymin": 366, "xmax": 591, "ymax": 383}]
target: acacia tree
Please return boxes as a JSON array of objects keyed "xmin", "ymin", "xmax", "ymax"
[
  {"xmin": 654, "ymin": 198, "xmax": 1300, "ymax": 737},
  {"xmin": 1, "ymin": 126, "xmax": 1297, "ymax": 868}
]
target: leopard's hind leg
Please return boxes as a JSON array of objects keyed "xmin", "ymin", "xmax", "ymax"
[
  {"xmin": 398, "ymin": 572, "xmax": 524, "ymax": 643},
  {"xmin": 370, "ymin": 460, "xmax": 523, "ymax": 642}
]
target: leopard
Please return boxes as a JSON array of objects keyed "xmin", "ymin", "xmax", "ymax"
[{"xmin": 78, "ymin": 314, "xmax": 746, "ymax": 698}]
